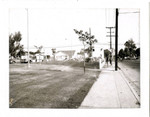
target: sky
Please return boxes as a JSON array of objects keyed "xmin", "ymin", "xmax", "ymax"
[{"xmin": 9, "ymin": 8, "xmax": 140, "ymax": 55}]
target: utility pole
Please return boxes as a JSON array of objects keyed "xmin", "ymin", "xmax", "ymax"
[
  {"xmin": 9, "ymin": 9, "xmax": 10, "ymax": 35},
  {"xmin": 89, "ymin": 27, "xmax": 92, "ymax": 57},
  {"xmin": 115, "ymin": 8, "xmax": 119, "ymax": 71},
  {"xmin": 106, "ymin": 27, "xmax": 115, "ymax": 49},
  {"xmin": 26, "ymin": 8, "xmax": 30, "ymax": 68},
  {"xmin": 83, "ymin": 42, "xmax": 85, "ymax": 74}
]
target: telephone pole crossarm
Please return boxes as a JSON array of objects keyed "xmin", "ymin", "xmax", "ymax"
[{"xmin": 106, "ymin": 27, "xmax": 115, "ymax": 49}]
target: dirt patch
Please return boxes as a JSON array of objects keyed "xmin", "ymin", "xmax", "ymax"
[{"xmin": 9, "ymin": 63, "xmax": 100, "ymax": 108}]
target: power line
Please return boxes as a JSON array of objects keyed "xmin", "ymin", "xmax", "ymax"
[
  {"xmin": 119, "ymin": 11, "xmax": 140, "ymax": 14},
  {"xmin": 23, "ymin": 43, "xmax": 140, "ymax": 50}
]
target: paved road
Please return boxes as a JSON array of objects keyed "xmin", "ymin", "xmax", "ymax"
[{"xmin": 118, "ymin": 60, "xmax": 140, "ymax": 100}]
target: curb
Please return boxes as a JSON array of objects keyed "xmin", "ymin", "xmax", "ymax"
[{"xmin": 118, "ymin": 67, "xmax": 140, "ymax": 105}]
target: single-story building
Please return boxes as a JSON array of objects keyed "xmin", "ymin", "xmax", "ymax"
[{"xmin": 55, "ymin": 50, "xmax": 75, "ymax": 61}]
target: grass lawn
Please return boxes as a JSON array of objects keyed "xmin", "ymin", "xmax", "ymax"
[{"xmin": 9, "ymin": 61, "xmax": 100, "ymax": 108}]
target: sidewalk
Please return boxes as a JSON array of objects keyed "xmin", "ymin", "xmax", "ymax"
[{"xmin": 79, "ymin": 63, "xmax": 140, "ymax": 108}]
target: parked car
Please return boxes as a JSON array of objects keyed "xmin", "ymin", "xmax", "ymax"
[
  {"xmin": 9, "ymin": 58, "xmax": 16, "ymax": 64},
  {"xmin": 20, "ymin": 56, "xmax": 32, "ymax": 63},
  {"xmin": 124, "ymin": 57, "xmax": 130, "ymax": 60}
]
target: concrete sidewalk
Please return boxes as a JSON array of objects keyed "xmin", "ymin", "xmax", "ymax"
[{"xmin": 79, "ymin": 64, "xmax": 140, "ymax": 108}]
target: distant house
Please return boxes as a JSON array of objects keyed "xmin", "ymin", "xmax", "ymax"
[
  {"xmin": 55, "ymin": 50, "xmax": 75, "ymax": 61},
  {"xmin": 20, "ymin": 52, "xmax": 33, "ymax": 63},
  {"xmin": 35, "ymin": 53, "xmax": 45, "ymax": 62},
  {"xmin": 74, "ymin": 53, "xmax": 84, "ymax": 61},
  {"xmin": 72, "ymin": 49, "xmax": 88, "ymax": 61}
]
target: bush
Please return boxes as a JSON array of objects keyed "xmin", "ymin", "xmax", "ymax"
[{"xmin": 85, "ymin": 57, "xmax": 91, "ymax": 62}]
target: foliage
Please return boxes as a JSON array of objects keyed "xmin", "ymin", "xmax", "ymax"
[
  {"xmin": 85, "ymin": 57, "xmax": 91, "ymax": 62},
  {"xmin": 29, "ymin": 51, "xmax": 36, "ymax": 55},
  {"xmin": 124, "ymin": 48, "xmax": 130, "ymax": 57},
  {"xmin": 74, "ymin": 29, "xmax": 97, "ymax": 73},
  {"xmin": 29, "ymin": 46, "xmax": 43, "ymax": 56},
  {"xmin": 47, "ymin": 55, "xmax": 50, "ymax": 59},
  {"xmin": 124, "ymin": 39, "xmax": 137, "ymax": 57},
  {"xmin": 74, "ymin": 29, "xmax": 97, "ymax": 58},
  {"xmin": 9, "ymin": 31, "xmax": 25, "ymax": 58},
  {"xmin": 118, "ymin": 49, "xmax": 125, "ymax": 59},
  {"xmin": 51, "ymin": 48, "xmax": 56, "ymax": 54},
  {"xmin": 118, "ymin": 39, "xmax": 140, "ymax": 60},
  {"xmin": 135, "ymin": 48, "xmax": 140, "ymax": 57},
  {"xmin": 34, "ymin": 45, "xmax": 43, "ymax": 54}
]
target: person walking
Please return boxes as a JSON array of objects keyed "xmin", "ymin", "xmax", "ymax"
[
  {"xmin": 106, "ymin": 55, "xmax": 109, "ymax": 67},
  {"xmin": 109, "ymin": 53, "xmax": 112, "ymax": 65}
]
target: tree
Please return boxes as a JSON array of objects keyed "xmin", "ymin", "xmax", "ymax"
[
  {"xmin": 124, "ymin": 39, "xmax": 137, "ymax": 57},
  {"xmin": 29, "ymin": 51, "xmax": 36, "ymax": 55},
  {"xmin": 85, "ymin": 35, "xmax": 98, "ymax": 57},
  {"xmin": 118, "ymin": 49, "xmax": 125, "ymax": 60},
  {"xmin": 74, "ymin": 29, "xmax": 97, "ymax": 73},
  {"xmin": 17, "ymin": 45, "xmax": 25, "ymax": 58},
  {"xmin": 124, "ymin": 48, "xmax": 130, "ymax": 57},
  {"xmin": 74, "ymin": 29, "xmax": 97, "ymax": 58},
  {"xmin": 47, "ymin": 55, "xmax": 50, "ymax": 59},
  {"xmin": 34, "ymin": 45, "xmax": 43, "ymax": 54},
  {"xmin": 135, "ymin": 48, "xmax": 140, "ymax": 57},
  {"xmin": 34, "ymin": 45, "xmax": 43, "ymax": 63},
  {"xmin": 9, "ymin": 31, "xmax": 25, "ymax": 58}
]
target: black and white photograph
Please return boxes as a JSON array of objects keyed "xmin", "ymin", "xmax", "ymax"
[
  {"xmin": 0, "ymin": 0, "xmax": 149, "ymax": 117},
  {"xmin": 9, "ymin": 7, "xmax": 140, "ymax": 108}
]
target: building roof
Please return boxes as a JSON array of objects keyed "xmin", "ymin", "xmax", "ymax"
[{"xmin": 57, "ymin": 50, "xmax": 75, "ymax": 58}]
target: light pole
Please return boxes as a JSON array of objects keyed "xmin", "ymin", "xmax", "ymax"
[{"xmin": 26, "ymin": 8, "xmax": 30, "ymax": 68}]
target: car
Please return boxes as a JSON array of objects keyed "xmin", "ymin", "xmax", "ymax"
[
  {"xmin": 9, "ymin": 58, "xmax": 16, "ymax": 64},
  {"xmin": 20, "ymin": 55, "xmax": 32, "ymax": 63},
  {"xmin": 124, "ymin": 57, "xmax": 130, "ymax": 60},
  {"xmin": 20, "ymin": 58, "xmax": 32, "ymax": 63}
]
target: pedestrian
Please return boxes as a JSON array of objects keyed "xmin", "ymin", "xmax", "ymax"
[
  {"xmin": 106, "ymin": 56, "xmax": 109, "ymax": 67},
  {"xmin": 109, "ymin": 53, "xmax": 112, "ymax": 65}
]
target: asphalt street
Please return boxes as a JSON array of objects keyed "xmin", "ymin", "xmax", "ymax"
[{"xmin": 118, "ymin": 59, "xmax": 140, "ymax": 100}]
